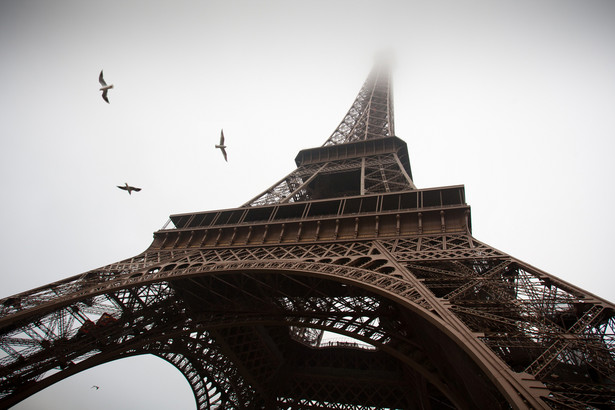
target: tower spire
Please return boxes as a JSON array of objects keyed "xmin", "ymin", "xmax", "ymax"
[
  {"xmin": 241, "ymin": 58, "xmax": 412, "ymax": 207},
  {"xmin": 323, "ymin": 58, "xmax": 395, "ymax": 146}
]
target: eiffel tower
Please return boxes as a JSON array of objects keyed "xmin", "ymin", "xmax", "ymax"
[{"xmin": 1, "ymin": 61, "xmax": 614, "ymax": 410}]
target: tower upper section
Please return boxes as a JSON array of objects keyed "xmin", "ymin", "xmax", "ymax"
[
  {"xmin": 323, "ymin": 60, "xmax": 395, "ymax": 146},
  {"xmin": 162, "ymin": 62, "xmax": 469, "ymax": 237},
  {"xmin": 242, "ymin": 62, "xmax": 414, "ymax": 207}
]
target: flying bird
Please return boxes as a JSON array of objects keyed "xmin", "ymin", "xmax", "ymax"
[
  {"xmin": 99, "ymin": 70, "xmax": 114, "ymax": 103},
  {"xmin": 215, "ymin": 129, "xmax": 228, "ymax": 161},
  {"xmin": 117, "ymin": 183, "xmax": 141, "ymax": 195},
  {"xmin": 91, "ymin": 385, "xmax": 100, "ymax": 390}
]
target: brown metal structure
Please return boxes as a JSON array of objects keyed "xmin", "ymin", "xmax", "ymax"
[{"xmin": 1, "ymin": 62, "xmax": 614, "ymax": 409}]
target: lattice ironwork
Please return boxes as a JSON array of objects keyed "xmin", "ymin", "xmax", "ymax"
[
  {"xmin": 243, "ymin": 153, "xmax": 414, "ymax": 207},
  {"xmin": 1, "ymin": 62, "xmax": 614, "ymax": 409},
  {"xmin": 323, "ymin": 60, "xmax": 395, "ymax": 146}
]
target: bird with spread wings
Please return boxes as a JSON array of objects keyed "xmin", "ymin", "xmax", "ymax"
[
  {"xmin": 117, "ymin": 183, "xmax": 141, "ymax": 195},
  {"xmin": 98, "ymin": 70, "xmax": 114, "ymax": 103},
  {"xmin": 215, "ymin": 129, "xmax": 228, "ymax": 161}
]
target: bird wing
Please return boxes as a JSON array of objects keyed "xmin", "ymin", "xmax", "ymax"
[
  {"xmin": 133, "ymin": 187, "xmax": 142, "ymax": 192},
  {"xmin": 117, "ymin": 185, "xmax": 128, "ymax": 190},
  {"xmin": 221, "ymin": 147, "xmax": 228, "ymax": 162},
  {"xmin": 219, "ymin": 129, "xmax": 225, "ymax": 145},
  {"xmin": 101, "ymin": 90, "xmax": 110, "ymax": 103},
  {"xmin": 99, "ymin": 70, "xmax": 107, "ymax": 87}
]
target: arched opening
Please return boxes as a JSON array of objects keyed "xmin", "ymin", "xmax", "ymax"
[
  {"xmin": 4, "ymin": 261, "xmax": 512, "ymax": 409},
  {"xmin": 13, "ymin": 355, "xmax": 195, "ymax": 410},
  {"xmin": 164, "ymin": 266, "xmax": 510, "ymax": 408}
]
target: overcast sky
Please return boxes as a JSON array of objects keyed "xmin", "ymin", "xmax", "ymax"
[{"xmin": 1, "ymin": 0, "xmax": 614, "ymax": 408}]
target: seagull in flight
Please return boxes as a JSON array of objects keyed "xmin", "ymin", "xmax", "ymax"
[
  {"xmin": 215, "ymin": 129, "xmax": 228, "ymax": 162},
  {"xmin": 99, "ymin": 70, "xmax": 114, "ymax": 103},
  {"xmin": 117, "ymin": 183, "xmax": 141, "ymax": 195}
]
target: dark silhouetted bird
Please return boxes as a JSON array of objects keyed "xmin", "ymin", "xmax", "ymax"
[
  {"xmin": 215, "ymin": 129, "xmax": 228, "ymax": 161},
  {"xmin": 91, "ymin": 385, "xmax": 99, "ymax": 390},
  {"xmin": 99, "ymin": 70, "xmax": 114, "ymax": 103},
  {"xmin": 117, "ymin": 183, "xmax": 141, "ymax": 195}
]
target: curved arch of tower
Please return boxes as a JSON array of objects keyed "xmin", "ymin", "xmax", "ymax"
[{"xmin": 1, "ymin": 62, "xmax": 614, "ymax": 409}]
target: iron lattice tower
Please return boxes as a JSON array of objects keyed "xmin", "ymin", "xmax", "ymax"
[{"xmin": 1, "ymin": 62, "xmax": 614, "ymax": 409}]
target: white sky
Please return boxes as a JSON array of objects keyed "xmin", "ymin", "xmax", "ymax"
[{"xmin": 1, "ymin": 0, "xmax": 614, "ymax": 408}]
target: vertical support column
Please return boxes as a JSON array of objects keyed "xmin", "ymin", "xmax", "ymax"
[{"xmin": 360, "ymin": 157, "xmax": 366, "ymax": 195}]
